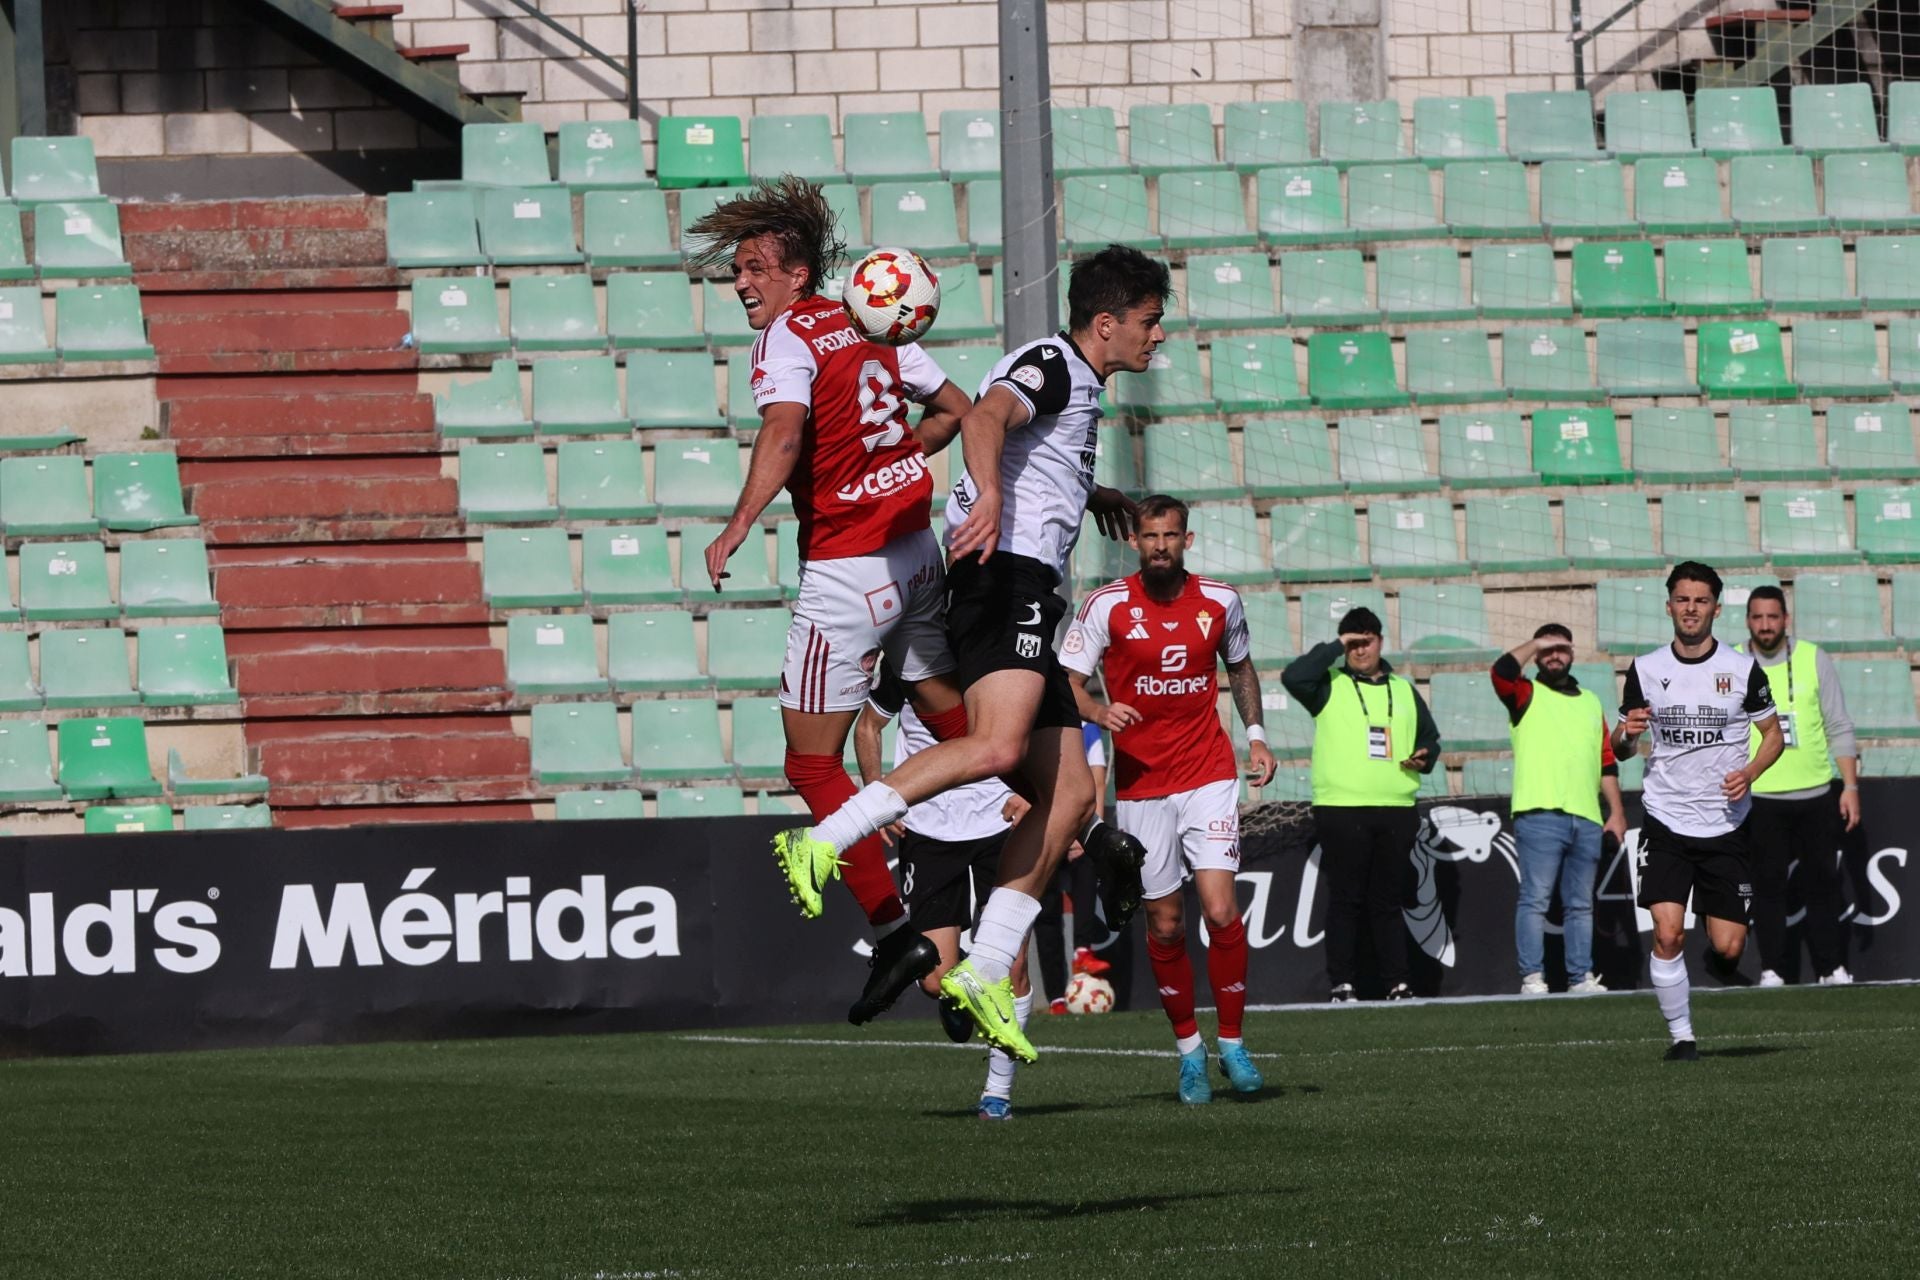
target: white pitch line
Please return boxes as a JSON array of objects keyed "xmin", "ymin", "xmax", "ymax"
[{"xmin": 1242, "ymin": 975, "xmax": 1920, "ymax": 1015}]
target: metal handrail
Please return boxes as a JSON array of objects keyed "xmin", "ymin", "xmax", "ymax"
[
  {"xmin": 500, "ymin": 0, "xmax": 655, "ymax": 124},
  {"xmin": 1570, "ymin": 0, "xmax": 1661, "ymax": 89}
]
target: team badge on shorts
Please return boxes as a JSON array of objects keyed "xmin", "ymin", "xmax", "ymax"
[{"xmin": 1015, "ymin": 632, "xmax": 1042, "ymax": 659}]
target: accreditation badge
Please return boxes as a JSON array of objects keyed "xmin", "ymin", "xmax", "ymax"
[
  {"xmin": 1777, "ymin": 711, "xmax": 1797, "ymax": 748},
  {"xmin": 1367, "ymin": 725, "xmax": 1392, "ymax": 760}
]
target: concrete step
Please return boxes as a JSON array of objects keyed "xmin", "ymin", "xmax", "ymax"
[
  {"xmin": 182, "ymin": 454, "xmax": 460, "ymax": 542},
  {"xmin": 274, "ymin": 799, "xmax": 539, "ymax": 827},
  {"xmin": 230, "ymin": 626, "xmax": 506, "ymax": 717},
  {"xmin": 211, "ymin": 541, "xmax": 487, "ymax": 629},
  {"xmin": 163, "ymin": 387, "xmax": 436, "ymax": 457},
  {"xmin": 123, "ymin": 197, "xmax": 393, "ymax": 289},
  {"xmin": 147, "ymin": 309, "xmax": 416, "ymax": 375},
  {"xmin": 250, "ymin": 712, "xmax": 531, "ymax": 804}
]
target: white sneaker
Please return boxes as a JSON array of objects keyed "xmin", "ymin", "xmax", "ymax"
[
  {"xmin": 1757, "ymin": 969, "xmax": 1786, "ymax": 988},
  {"xmin": 1819, "ymin": 966, "xmax": 1854, "ymax": 986},
  {"xmin": 1520, "ymin": 972, "xmax": 1549, "ymax": 995},
  {"xmin": 1568, "ymin": 972, "xmax": 1608, "ymax": 994}
]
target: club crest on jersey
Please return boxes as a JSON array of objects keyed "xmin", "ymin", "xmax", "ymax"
[
  {"xmin": 1715, "ymin": 673, "xmax": 1732, "ymax": 695},
  {"xmin": 1197, "ymin": 609, "xmax": 1213, "ymax": 639},
  {"xmin": 1130, "ymin": 607, "xmax": 1144, "ymax": 621},
  {"xmin": 1125, "ymin": 623, "xmax": 1149, "ymax": 640},
  {"xmin": 1015, "ymin": 632, "xmax": 1042, "ymax": 659}
]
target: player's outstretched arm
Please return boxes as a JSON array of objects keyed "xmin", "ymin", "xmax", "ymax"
[
  {"xmin": 946, "ymin": 385, "xmax": 1029, "ymax": 563},
  {"xmin": 910, "ymin": 379, "xmax": 974, "ymax": 456},
  {"xmin": 1225, "ymin": 655, "xmax": 1277, "ymax": 785},
  {"xmin": 706, "ymin": 402, "xmax": 806, "ymax": 590}
]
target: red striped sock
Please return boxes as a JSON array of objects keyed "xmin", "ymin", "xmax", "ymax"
[
  {"xmin": 784, "ymin": 750, "xmax": 904, "ymax": 928},
  {"xmin": 1146, "ymin": 932, "xmax": 1198, "ymax": 1041},
  {"xmin": 1209, "ymin": 917, "xmax": 1250, "ymax": 1040},
  {"xmin": 918, "ymin": 702, "xmax": 969, "ymax": 742}
]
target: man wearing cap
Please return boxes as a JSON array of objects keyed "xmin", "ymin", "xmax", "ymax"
[{"xmin": 1283, "ymin": 607, "xmax": 1443, "ymax": 1002}]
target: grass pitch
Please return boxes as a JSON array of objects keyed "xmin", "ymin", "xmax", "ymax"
[{"xmin": 2, "ymin": 985, "xmax": 1916, "ymax": 1278}]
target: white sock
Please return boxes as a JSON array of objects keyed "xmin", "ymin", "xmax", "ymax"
[
  {"xmin": 968, "ymin": 887, "xmax": 1043, "ymax": 983},
  {"xmin": 1649, "ymin": 953, "xmax": 1694, "ymax": 1043},
  {"xmin": 872, "ymin": 909, "xmax": 909, "ymax": 942},
  {"xmin": 1217, "ymin": 1036, "xmax": 1243, "ymax": 1051},
  {"xmin": 983, "ymin": 992, "xmax": 1032, "ymax": 1099},
  {"xmin": 810, "ymin": 782, "xmax": 908, "ymax": 855},
  {"xmin": 1175, "ymin": 1032, "xmax": 1205, "ymax": 1057}
]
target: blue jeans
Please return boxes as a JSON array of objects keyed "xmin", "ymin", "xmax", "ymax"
[{"xmin": 1513, "ymin": 810, "xmax": 1603, "ymax": 982}]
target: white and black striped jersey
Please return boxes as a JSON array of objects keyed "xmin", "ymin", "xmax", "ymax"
[
  {"xmin": 942, "ymin": 332, "xmax": 1106, "ymax": 580},
  {"xmin": 1621, "ymin": 639, "xmax": 1777, "ymax": 837}
]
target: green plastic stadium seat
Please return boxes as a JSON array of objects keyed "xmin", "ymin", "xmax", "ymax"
[
  {"xmin": 939, "ymin": 110, "xmax": 1000, "ymax": 182},
  {"xmin": 2, "ymin": 456, "xmax": 98, "ymax": 535},
  {"xmin": 1604, "ymin": 90, "xmax": 1696, "ymax": 158},
  {"xmin": 922, "ymin": 344, "xmax": 1001, "ymax": 403},
  {"xmin": 40, "ymin": 628, "xmax": 136, "ymax": 709},
  {"xmin": 84, "ymin": 803, "xmax": 173, "ymax": 834},
  {"xmin": 706, "ymin": 608, "xmax": 790, "ymax": 690},
  {"xmin": 1300, "ymin": 585, "xmax": 1390, "ymax": 646},
  {"xmin": 437, "ymin": 359, "xmax": 530, "ymax": 439},
  {"xmin": 583, "ymin": 526, "xmax": 677, "ymax": 605},
  {"xmin": 11, "ymin": 136, "xmax": 101, "ymax": 205},
  {"xmin": 1157, "ymin": 170, "xmax": 1257, "ymax": 249},
  {"xmin": 1143, "ymin": 421, "xmax": 1239, "ymax": 500},
  {"xmin": 557, "ymin": 440, "xmax": 653, "ymax": 520},
  {"xmin": 985, "ymin": 263, "xmax": 1068, "ymax": 333},
  {"xmin": 1472, "ymin": 244, "xmax": 1571, "ymax": 319},
  {"xmin": 480, "ymin": 188, "xmax": 582, "ymax": 266},
  {"xmin": 868, "ymin": 182, "xmax": 968, "ymax": 259},
  {"xmin": 483, "ymin": 528, "xmax": 582, "ymax": 609},
  {"xmin": 1823, "ymin": 153, "xmax": 1920, "ymax": 231},
  {"xmin": 1062, "ymin": 174, "xmax": 1159, "ymax": 252},
  {"xmin": 1539, "ymin": 161, "xmax": 1636, "ymax": 236},
  {"xmin": 583, "ymin": 190, "xmax": 677, "ymax": 268},
  {"xmin": 682, "ymin": 522, "xmax": 780, "ymax": 601},
  {"xmin": 729, "ymin": 696, "xmax": 787, "ymax": 782},
  {"xmin": 1397, "ymin": 583, "xmax": 1497, "ymax": 662},
  {"xmin": 1256, "ymin": 166, "xmax": 1351, "ymax": 244},
  {"xmin": 633, "ymin": 698, "xmax": 731, "ymax": 780},
  {"xmin": 411, "ymin": 277, "xmax": 507, "ymax": 356},
  {"xmin": 699, "ymin": 278, "xmax": 757, "ymax": 349},
  {"xmin": 1631, "ymin": 408, "xmax": 1730, "ymax": 483},
  {"xmin": 1466, "ymin": 494, "xmax": 1565, "ymax": 572},
  {"xmin": 167, "ymin": 746, "xmax": 266, "ymax": 801},
  {"xmin": 1760, "ymin": 237, "xmax": 1857, "ymax": 312},
  {"xmin": 1209, "ymin": 335, "xmax": 1309, "ymax": 412},
  {"xmin": 0, "ymin": 632, "xmax": 38, "ymax": 710},
  {"xmin": 655, "ymin": 116, "xmax": 747, "ymax": 190},
  {"xmin": 386, "ymin": 190, "xmax": 483, "ymax": 268},
  {"xmin": 1346, "ymin": 163, "xmax": 1442, "ymax": 240},
  {"xmin": 1429, "ymin": 673, "xmax": 1509, "ymax": 751},
  {"xmin": 1790, "ymin": 573, "xmax": 1887, "ymax": 651},
  {"xmin": 658, "ymin": 786, "xmax": 748, "ymax": 819},
  {"xmin": 1836, "ymin": 659, "xmax": 1920, "ymax": 736},
  {"xmin": 608, "ymin": 611, "xmax": 705, "ymax": 693},
  {"xmin": 1501, "ymin": 327, "xmax": 1597, "ymax": 401},
  {"xmin": 1304, "ymin": 335, "xmax": 1402, "ymax": 414},
  {"xmin": 1695, "ymin": 321, "xmax": 1794, "ymax": 398},
  {"xmin": 1225, "ymin": 102, "xmax": 1311, "ymax": 173},
  {"xmin": 654, "ymin": 439, "xmax": 744, "ymax": 518},
  {"xmin": 33, "ymin": 201, "xmax": 130, "ymax": 277},
  {"xmin": 1897, "ymin": 575, "xmax": 1920, "ymax": 642},
  {"xmin": 1414, "ymin": 96, "xmax": 1501, "ymax": 164},
  {"xmin": 1318, "ymin": 100, "xmax": 1407, "ymax": 166},
  {"xmin": 776, "ymin": 520, "xmax": 802, "ymax": 594},
  {"xmin": 1859, "ymin": 487, "xmax": 1920, "ymax": 563},
  {"xmin": 1242, "ymin": 418, "xmax": 1339, "ymax": 496},
  {"xmin": 459, "ymin": 442, "xmax": 556, "ymax": 523},
  {"xmin": 1695, "ymin": 88, "xmax": 1788, "ymax": 157},
  {"xmin": 631, "ymin": 350, "xmax": 729, "ymax": 430},
  {"xmin": 556, "ymin": 789, "xmax": 647, "ymax": 820},
  {"xmin": 531, "ymin": 357, "xmax": 625, "ymax": 435},
  {"xmin": 1633, "ymin": 157, "xmax": 1731, "ymax": 234},
  {"xmin": 509, "ymin": 274, "xmax": 603, "ymax": 352},
  {"xmin": 508, "ymin": 614, "xmax": 605, "ymax": 695},
  {"xmin": 462, "ymin": 122, "xmax": 551, "ymax": 186},
  {"xmin": 56, "ymin": 285, "xmax": 154, "ymax": 360},
  {"xmin": 0, "ymin": 721, "xmax": 60, "ymax": 801},
  {"xmin": 1797, "ymin": 322, "xmax": 1889, "ymax": 397},
  {"xmin": 119, "ymin": 538, "xmax": 217, "ymax": 619},
  {"xmin": 843, "ymin": 112, "xmax": 939, "ymax": 184},
  {"xmin": 1860, "ymin": 744, "xmax": 1920, "ymax": 777},
  {"xmin": 1572, "ymin": 242, "xmax": 1668, "ymax": 317},
  {"xmin": 1564, "ymin": 492, "xmax": 1663, "ymax": 569},
  {"xmin": 1662, "ymin": 238, "xmax": 1759, "ymax": 315},
  {"xmin": 606, "ymin": 271, "xmax": 699, "ymax": 350},
  {"xmin": 1095, "ymin": 425, "xmax": 1137, "ymax": 495},
  {"xmin": 909, "ymin": 261, "xmax": 990, "ymax": 340},
  {"xmin": 1891, "ymin": 82, "xmax": 1920, "ymax": 154},
  {"xmin": 1506, "ymin": 91, "xmax": 1603, "ymax": 160},
  {"xmin": 1461, "ymin": 757, "xmax": 1515, "ymax": 797},
  {"xmin": 557, "ymin": 120, "xmax": 650, "ymax": 190},
  {"xmin": 57, "ymin": 716, "xmax": 160, "ymax": 799},
  {"xmin": 1052, "ymin": 105, "xmax": 1127, "ymax": 177},
  {"xmin": 19, "ymin": 541, "xmax": 113, "ymax": 620},
  {"xmin": 1729, "ymin": 404, "xmax": 1822, "ymax": 479},
  {"xmin": 1184, "ymin": 504, "xmax": 1267, "ymax": 584},
  {"xmin": 1282, "ymin": 250, "xmax": 1376, "ymax": 324},
  {"xmin": 1441, "ymin": 161, "xmax": 1537, "ymax": 238},
  {"xmin": 1597, "ymin": 577, "xmax": 1674, "ymax": 653},
  {"xmin": 1184, "ymin": 253, "xmax": 1280, "ymax": 329},
  {"xmin": 92, "ymin": 453, "xmax": 196, "ymax": 532},
  {"xmin": 1595, "ymin": 320, "xmax": 1698, "ymax": 395},
  {"xmin": 1128, "ymin": 104, "xmax": 1219, "ymax": 174},
  {"xmin": 0, "ymin": 284, "xmax": 52, "ymax": 362},
  {"xmin": 1533, "ymin": 407, "xmax": 1631, "ymax": 484},
  {"xmin": 1662, "ymin": 490, "xmax": 1763, "ymax": 567},
  {"xmin": 1240, "ymin": 592, "xmax": 1297, "ymax": 668},
  {"xmin": 1112, "ymin": 341, "xmax": 1211, "ymax": 415},
  {"xmin": 1892, "ymin": 317, "xmax": 1920, "ymax": 391},
  {"xmin": 1369, "ymin": 496, "xmax": 1466, "ymax": 577},
  {"xmin": 676, "ymin": 185, "xmax": 748, "ymax": 260},
  {"xmin": 1377, "ymin": 248, "xmax": 1472, "ymax": 322},
  {"xmin": 1828, "ymin": 402, "xmax": 1916, "ymax": 478},
  {"xmin": 1406, "ymin": 330, "xmax": 1501, "ymax": 405},
  {"xmin": 749, "ymin": 113, "xmax": 842, "ymax": 184},
  {"xmin": 531, "ymin": 702, "xmax": 627, "ymax": 784},
  {"xmin": 1572, "ymin": 663, "xmax": 1618, "ymax": 705},
  {"xmin": 1856, "ymin": 237, "xmax": 1920, "ymax": 309},
  {"xmin": 180, "ymin": 804, "xmax": 271, "ymax": 831},
  {"xmin": 136, "ymin": 624, "xmax": 237, "ymax": 707},
  {"xmin": 1790, "ymin": 83, "xmax": 1881, "ymax": 154},
  {"xmin": 1730, "ymin": 155, "xmax": 1827, "ymax": 233},
  {"xmin": 1269, "ymin": 502, "xmax": 1366, "ymax": 582},
  {"xmin": 1438, "ymin": 412, "xmax": 1534, "ymax": 488}
]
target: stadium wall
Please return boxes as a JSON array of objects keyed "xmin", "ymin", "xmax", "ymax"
[{"xmin": 4, "ymin": 792, "xmax": 1914, "ymax": 1056}]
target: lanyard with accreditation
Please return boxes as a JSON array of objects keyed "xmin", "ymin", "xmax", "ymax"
[{"xmin": 1352, "ymin": 676, "xmax": 1394, "ymax": 760}]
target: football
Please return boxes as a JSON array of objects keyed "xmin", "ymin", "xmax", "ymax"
[
  {"xmin": 841, "ymin": 246, "xmax": 941, "ymax": 345},
  {"xmin": 1063, "ymin": 973, "xmax": 1115, "ymax": 1015}
]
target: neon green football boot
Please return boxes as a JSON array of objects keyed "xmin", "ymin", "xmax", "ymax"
[
  {"xmin": 771, "ymin": 827, "xmax": 842, "ymax": 919},
  {"xmin": 939, "ymin": 958, "xmax": 1037, "ymax": 1063}
]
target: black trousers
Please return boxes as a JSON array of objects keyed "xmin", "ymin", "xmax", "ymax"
[
  {"xmin": 1750, "ymin": 784, "xmax": 1850, "ymax": 979},
  {"xmin": 1034, "ymin": 854, "xmax": 1103, "ymax": 1000},
  {"xmin": 1315, "ymin": 805, "xmax": 1420, "ymax": 989}
]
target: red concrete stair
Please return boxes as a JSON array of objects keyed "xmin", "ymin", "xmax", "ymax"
[
  {"xmin": 163, "ymin": 384, "xmax": 437, "ymax": 457},
  {"xmin": 122, "ymin": 197, "xmax": 395, "ymax": 293},
  {"xmin": 145, "ymin": 290, "xmax": 416, "ymax": 376},
  {"xmin": 249, "ymin": 714, "xmax": 532, "ymax": 808},
  {"xmin": 212, "ymin": 542, "xmax": 488, "ymax": 629},
  {"xmin": 230, "ymin": 625, "xmax": 506, "ymax": 717},
  {"xmin": 182, "ymin": 455, "xmax": 460, "ymax": 542}
]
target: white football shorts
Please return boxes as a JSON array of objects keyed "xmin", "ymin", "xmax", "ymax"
[
  {"xmin": 779, "ymin": 527, "xmax": 955, "ymax": 713},
  {"xmin": 1116, "ymin": 776, "xmax": 1243, "ymax": 901}
]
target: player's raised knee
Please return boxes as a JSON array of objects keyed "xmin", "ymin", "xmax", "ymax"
[{"xmin": 1651, "ymin": 925, "xmax": 1687, "ymax": 959}]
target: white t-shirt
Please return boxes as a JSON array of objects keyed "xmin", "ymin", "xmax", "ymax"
[{"xmin": 1621, "ymin": 639, "xmax": 1778, "ymax": 837}]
